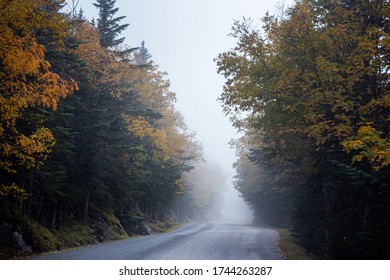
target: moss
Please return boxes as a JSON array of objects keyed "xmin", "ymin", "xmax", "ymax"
[
  {"xmin": 1, "ymin": 205, "xmax": 182, "ymax": 259},
  {"xmin": 0, "ymin": 203, "xmax": 61, "ymax": 257},
  {"xmin": 100, "ymin": 212, "xmax": 128, "ymax": 240},
  {"xmin": 23, "ymin": 217, "xmax": 62, "ymax": 252},
  {"xmin": 0, "ymin": 202, "xmax": 62, "ymax": 252},
  {"xmin": 277, "ymin": 228, "xmax": 314, "ymax": 260},
  {"xmin": 55, "ymin": 224, "xmax": 95, "ymax": 248},
  {"xmin": 147, "ymin": 221, "xmax": 165, "ymax": 233},
  {"xmin": 146, "ymin": 216, "xmax": 178, "ymax": 234}
]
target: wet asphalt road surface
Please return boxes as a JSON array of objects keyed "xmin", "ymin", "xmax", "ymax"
[{"xmin": 32, "ymin": 222, "xmax": 283, "ymax": 260}]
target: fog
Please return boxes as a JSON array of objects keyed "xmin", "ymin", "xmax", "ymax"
[
  {"xmin": 221, "ymin": 183, "xmax": 254, "ymax": 224},
  {"xmin": 77, "ymin": 0, "xmax": 291, "ymax": 224}
]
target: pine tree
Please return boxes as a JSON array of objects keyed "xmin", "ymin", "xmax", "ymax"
[
  {"xmin": 77, "ymin": 8, "xmax": 85, "ymax": 21},
  {"xmin": 134, "ymin": 40, "xmax": 152, "ymax": 66},
  {"xmin": 93, "ymin": 0, "xmax": 129, "ymax": 49},
  {"xmin": 0, "ymin": 0, "xmax": 77, "ymax": 199}
]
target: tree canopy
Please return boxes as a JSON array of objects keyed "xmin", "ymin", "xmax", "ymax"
[
  {"xmin": 216, "ymin": 0, "xmax": 389, "ymax": 259},
  {"xmin": 0, "ymin": 0, "xmax": 208, "ymax": 256}
]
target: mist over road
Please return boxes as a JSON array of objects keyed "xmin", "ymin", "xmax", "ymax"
[{"xmin": 33, "ymin": 222, "xmax": 283, "ymax": 260}]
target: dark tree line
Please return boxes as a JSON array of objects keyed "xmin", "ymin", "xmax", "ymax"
[
  {"xmin": 0, "ymin": 0, "xmax": 205, "ymax": 254},
  {"xmin": 217, "ymin": 0, "xmax": 389, "ymax": 259}
]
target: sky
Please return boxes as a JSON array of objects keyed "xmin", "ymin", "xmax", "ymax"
[{"xmin": 72, "ymin": 0, "xmax": 292, "ymax": 221}]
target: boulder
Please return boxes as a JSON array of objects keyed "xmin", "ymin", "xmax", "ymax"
[
  {"xmin": 12, "ymin": 231, "xmax": 32, "ymax": 253},
  {"xmin": 91, "ymin": 220, "xmax": 109, "ymax": 243},
  {"xmin": 134, "ymin": 224, "xmax": 154, "ymax": 235}
]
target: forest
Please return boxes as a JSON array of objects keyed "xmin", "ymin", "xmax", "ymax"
[
  {"xmin": 216, "ymin": 0, "xmax": 389, "ymax": 259},
  {"xmin": 0, "ymin": 0, "xmax": 225, "ymax": 258},
  {"xmin": 1, "ymin": 0, "xmax": 389, "ymax": 261}
]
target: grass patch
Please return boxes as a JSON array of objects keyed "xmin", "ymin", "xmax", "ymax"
[
  {"xmin": 1, "ymin": 203, "xmax": 181, "ymax": 259},
  {"xmin": 99, "ymin": 212, "xmax": 129, "ymax": 240},
  {"xmin": 24, "ymin": 217, "xmax": 62, "ymax": 252},
  {"xmin": 0, "ymin": 245, "xmax": 30, "ymax": 259},
  {"xmin": 277, "ymin": 228, "xmax": 313, "ymax": 260},
  {"xmin": 146, "ymin": 216, "xmax": 178, "ymax": 234},
  {"xmin": 55, "ymin": 223, "xmax": 95, "ymax": 248}
]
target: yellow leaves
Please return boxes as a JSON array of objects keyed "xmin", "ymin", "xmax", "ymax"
[
  {"xmin": 126, "ymin": 116, "xmax": 170, "ymax": 159},
  {"xmin": 1, "ymin": 128, "xmax": 55, "ymax": 170},
  {"xmin": 132, "ymin": 59, "xmax": 202, "ymax": 163},
  {"xmin": 0, "ymin": 19, "xmax": 77, "ymax": 121},
  {"xmin": 0, "ymin": 0, "xmax": 78, "ymax": 184},
  {"xmin": 0, "ymin": 95, "xmax": 27, "ymax": 128},
  {"xmin": 316, "ymin": 56, "xmax": 339, "ymax": 77},
  {"xmin": 306, "ymin": 120, "xmax": 333, "ymax": 146},
  {"xmin": 342, "ymin": 125, "xmax": 390, "ymax": 170},
  {"xmin": 38, "ymin": 72, "xmax": 78, "ymax": 110},
  {"xmin": 71, "ymin": 21, "xmax": 141, "ymax": 98},
  {"xmin": 1, "ymin": 0, "xmax": 69, "ymax": 45},
  {"xmin": 127, "ymin": 117, "xmax": 159, "ymax": 138},
  {"xmin": 17, "ymin": 127, "xmax": 55, "ymax": 155},
  {"xmin": 0, "ymin": 35, "xmax": 46, "ymax": 83},
  {"xmin": 0, "ymin": 33, "xmax": 77, "ymax": 124},
  {"xmin": 125, "ymin": 110, "xmax": 200, "ymax": 165},
  {"xmin": 0, "ymin": 183, "xmax": 28, "ymax": 199},
  {"xmin": 1, "ymin": 35, "xmax": 47, "ymax": 78},
  {"xmin": 343, "ymin": 139, "xmax": 364, "ymax": 152}
]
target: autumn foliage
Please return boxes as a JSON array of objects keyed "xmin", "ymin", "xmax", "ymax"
[
  {"xmin": 0, "ymin": 0, "xmax": 77, "ymax": 197},
  {"xmin": 0, "ymin": 0, "xmax": 204, "ymax": 255},
  {"xmin": 217, "ymin": 0, "xmax": 389, "ymax": 259}
]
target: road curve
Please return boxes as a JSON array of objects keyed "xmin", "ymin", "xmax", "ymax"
[{"xmin": 32, "ymin": 222, "xmax": 283, "ymax": 260}]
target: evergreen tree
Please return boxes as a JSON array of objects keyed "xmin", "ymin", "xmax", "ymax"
[
  {"xmin": 0, "ymin": 0, "xmax": 77, "ymax": 199},
  {"xmin": 93, "ymin": 0, "xmax": 129, "ymax": 49},
  {"xmin": 134, "ymin": 40, "xmax": 152, "ymax": 66},
  {"xmin": 0, "ymin": 0, "xmax": 205, "ymax": 256},
  {"xmin": 77, "ymin": 8, "xmax": 85, "ymax": 21}
]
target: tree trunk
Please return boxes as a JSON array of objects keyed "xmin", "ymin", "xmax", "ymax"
[
  {"xmin": 51, "ymin": 202, "xmax": 57, "ymax": 227},
  {"xmin": 37, "ymin": 195, "xmax": 44, "ymax": 220},
  {"xmin": 84, "ymin": 190, "xmax": 90, "ymax": 222},
  {"xmin": 58, "ymin": 205, "xmax": 63, "ymax": 230},
  {"xmin": 22, "ymin": 172, "xmax": 33, "ymax": 216},
  {"xmin": 323, "ymin": 178, "xmax": 333, "ymax": 259}
]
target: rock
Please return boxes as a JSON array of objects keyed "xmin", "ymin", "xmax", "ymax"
[
  {"xmin": 144, "ymin": 225, "xmax": 154, "ymax": 235},
  {"xmin": 12, "ymin": 231, "xmax": 32, "ymax": 253},
  {"xmin": 134, "ymin": 224, "xmax": 154, "ymax": 235},
  {"xmin": 0, "ymin": 223, "xmax": 32, "ymax": 252},
  {"xmin": 91, "ymin": 220, "xmax": 109, "ymax": 243}
]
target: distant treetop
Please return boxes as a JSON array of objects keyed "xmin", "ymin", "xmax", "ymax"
[{"xmin": 93, "ymin": 0, "xmax": 129, "ymax": 49}]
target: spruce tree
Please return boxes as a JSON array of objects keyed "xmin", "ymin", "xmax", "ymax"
[
  {"xmin": 93, "ymin": 0, "xmax": 129, "ymax": 49},
  {"xmin": 134, "ymin": 40, "xmax": 152, "ymax": 65}
]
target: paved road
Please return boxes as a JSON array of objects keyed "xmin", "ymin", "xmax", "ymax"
[{"xmin": 33, "ymin": 222, "xmax": 283, "ymax": 260}]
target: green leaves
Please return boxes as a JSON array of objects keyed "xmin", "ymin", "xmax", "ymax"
[{"xmin": 217, "ymin": 0, "xmax": 390, "ymax": 259}]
